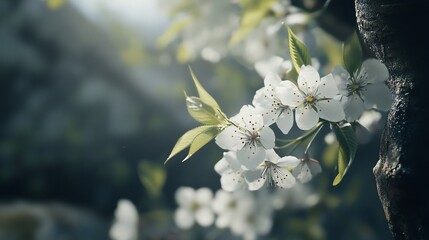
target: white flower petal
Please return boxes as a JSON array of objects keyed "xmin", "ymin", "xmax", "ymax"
[
  {"xmin": 297, "ymin": 65, "xmax": 320, "ymax": 94},
  {"xmin": 358, "ymin": 110, "xmax": 382, "ymax": 131},
  {"xmin": 238, "ymin": 146, "xmax": 265, "ymax": 170},
  {"xmin": 361, "ymin": 59, "xmax": 389, "ymax": 84},
  {"xmin": 225, "ymin": 151, "xmax": 244, "ymax": 168},
  {"xmin": 343, "ymin": 95, "xmax": 366, "ymax": 122},
  {"xmin": 255, "ymin": 215, "xmax": 273, "ymax": 235},
  {"xmin": 277, "ymin": 156, "xmax": 301, "ymax": 168},
  {"xmin": 293, "ymin": 163, "xmax": 312, "ymax": 183},
  {"xmin": 259, "ymin": 127, "xmax": 275, "ymax": 149},
  {"xmin": 332, "ymin": 65, "xmax": 350, "ymax": 96},
  {"xmin": 276, "ymin": 80, "xmax": 303, "ymax": 107},
  {"xmin": 214, "ymin": 157, "xmax": 230, "ymax": 175},
  {"xmin": 264, "ymin": 72, "xmax": 282, "ymax": 89},
  {"xmin": 272, "ymin": 168, "xmax": 295, "ymax": 189},
  {"xmin": 175, "ymin": 187, "xmax": 195, "ymax": 207},
  {"xmin": 264, "ymin": 149, "xmax": 280, "ymax": 162},
  {"xmin": 220, "ymin": 171, "xmax": 245, "ymax": 192},
  {"xmin": 114, "ymin": 199, "xmax": 138, "ymax": 222},
  {"xmin": 318, "ymin": 73, "xmax": 340, "ymax": 98},
  {"xmin": 254, "ymin": 56, "xmax": 284, "ymax": 78},
  {"xmin": 257, "ymin": 103, "xmax": 278, "ymax": 127},
  {"xmin": 195, "ymin": 188, "xmax": 213, "ymax": 204},
  {"xmin": 237, "ymin": 105, "xmax": 264, "ymax": 130},
  {"xmin": 212, "ymin": 190, "xmax": 231, "ymax": 213},
  {"xmin": 276, "ymin": 108, "xmax": 294, "ymax": 134},
  {"xmin": 174, "ymin": 208, "xmax": 194, "ymax": 229},
  {"xmin": 216, "ymin": 214, "xmax": 232, "ymax": 228},
  {"xmin": 245, "ymin": 170, "xmax": 266, "ymax": 191},
  {"xmin": 195, "ymin": 208, "xmax": 214, "ymax": 227},
  {"xmin": 316, "ymin": 99, "xmax": 345, "ymax": 122},
  {"xmin": 295, "ymin": 107, "xmax": 319, "ymax": 130},
  {"xmin": 252, "ymin": 88, "xmax": 268, "ymax": 108},
  {"xmin": 215, "ymin": 126, "xmax": 245, "ymax": 151},
  {"xmin": 364, "ymin": 83, "xmax": 392, "ymax": 111},
  {"xmin": 308, "ymin": 159, "xmax": 322, "ymax": 176}
]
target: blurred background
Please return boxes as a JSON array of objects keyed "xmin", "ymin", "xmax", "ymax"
[{"xmin": 0, "ymin": 0, "xmax": 392, "ymax": 239}]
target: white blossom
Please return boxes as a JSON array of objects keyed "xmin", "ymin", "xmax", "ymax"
[
  {"xmin": 214, "ymin": 151, "xmax": 247, "ymax": 192},
  {"xmin": 229, "ymin": 192, "xmax": 273, "ymax": 240},
  {"xmin": 254, "ymin": 56, "xmax": 292, "ymax": 79},
  {"xmin": 292, "ymin": 156, "xmax": 322, "ymax": 183},
  {"xmin": 252, "ymin": 72, "xmax": 294, "ymax": 134},
  {"xmin": 215, "ymin": 105, "xmax": 275, "ymax": 170},
  {"xmin": 174, "ymin": 187, "xmax": 214, "ymax": 229},
  {"xmin": 109, "ymin": 199, "xmax": 139, "ymax": 240},
  {"xmin": 332, "ymin": 58, "xmax": 392, "ymax": 122},
  {"xmin": 245, "ymin": 150, "xmax": 300, "ymax": 191},
  {"xmin": 211, "ymin": 190, "xmax": 241, "ymax": 228},
  {"xmin": 276, "ymin": 65, "xmax": 345, "ymax": 130}
]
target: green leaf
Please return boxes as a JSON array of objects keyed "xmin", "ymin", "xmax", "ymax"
[
  {"xmin": 229, "ymin": 0, "xmax": 275, "ymax": 46},
  {"xmin": 188, "ymin": 66, "xmax": 221, "ymax": 112},
  {"xmin": 343, "ymin": 31, "xmax": 362, "ymax": 76},
  {"xmin": 184, "ymin": 126, "xmax": 220, "ymax": 161},
  {"xmin": 166, "ymin": 125, "xmax": 215, "ymax": 163},
  {"xmin": 288, "ymin": 27, "xmax": 312, "ymax": 73},
  {"xmin": 331, "ymin": 123, "xmax": 358, "ymax": 186},
  {"xmin": 284, "ymin": 68, "xmax": 299, "ymax": 83},
  {"xmin": 157, "ymin": 17, "xmax": 192, "ymax": 48},
  {"xmin": 186, "ymin": 95, "xmax": 223, "ymax": 125},
  {"xmin": 176, "ymin": 42, "xmax": 191, "ymax": 63},
  {"xmin": 139, "ymin": 161, "xmax": 166, "ymax": 198}
]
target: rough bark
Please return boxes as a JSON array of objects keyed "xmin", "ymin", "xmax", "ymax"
[{"xmin": 355, "ymin": 0, "xmax": 429, "ymax": 239}]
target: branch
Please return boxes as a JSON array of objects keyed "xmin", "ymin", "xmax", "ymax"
[{"xmin": 355, "ymin": 0, "xmax": 429, "ymax": 239}]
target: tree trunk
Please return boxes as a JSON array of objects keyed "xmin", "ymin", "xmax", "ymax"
[{"xmin": 355, "ymin": 0, "xmax": 429, "ymax": 239}]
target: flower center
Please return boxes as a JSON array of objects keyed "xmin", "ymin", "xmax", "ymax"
[
  {"xmin": 305, "ymin": 95, "xmax": 315, "ymax": 103},
  {"xmin": 190, "ymin": 201, "xmax": 201, "ymax": 211},
  {"xmin": 347, "ymin": 81, "xmax": 368, "ymax": 97}
]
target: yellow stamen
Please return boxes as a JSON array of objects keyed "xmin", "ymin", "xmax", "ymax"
[{"xmin": 306, "ymin": 95, "xmax": 314, "ymax": 103}]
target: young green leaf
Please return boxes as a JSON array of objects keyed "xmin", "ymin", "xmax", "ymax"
[
  {"xmin": 229, "ymin": 0, "xmax": 276, "ymax": 46},
  {"xmin": 185, "ymin": 95, "xmax": 223, "ymax": 125},
  {"xmin": 331, "ymin": 123, "xmax": 358, "ymax": 186},
  {"xmin": 157, "ymin": 17, "xmax": 192, "ymax": 48},
  {"xmin": 183, "ymin": 126, "xmax": 220, "ymax": 161},
  {"xmin": 166, "ymin": 125, "xmax": 216, "ymax": 163},
  {"xmin": 139, "ymin": 161, "xmax": 166, "ymax": 198},
  {"xmin": 288, "ymin": 27, "xmax": 312, "ymax": 73},
  {"xmin": 188, "ymin": 66, "xmax": 221, "ymax": 112},
  {"xmin": 343, "ymin": 31, "xmax": 362, "ymax": 76}
]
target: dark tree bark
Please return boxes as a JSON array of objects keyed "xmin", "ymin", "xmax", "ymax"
[{"xmin": 355, "ymin": 0, "xmax": 429, "ymax": 239}]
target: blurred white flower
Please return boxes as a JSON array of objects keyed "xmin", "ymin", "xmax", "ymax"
[
  {"xmin": 332, "ymin": 59, "xmax": 392, "ymax": 122},
  {"xmin": 254, "ymin": 56, "xmax": 292, "ymax": 79},
  {"xmin": 276, "ymin": 65, "xmax": 345, "ymax": 130},
  {"xmin": 271, "ymin": 184, "xmax": 320, "ymax": 210},
  {"xmin": 214, "ymin": 151, "xmax": 247, "ymax": 192},
  {"xmin": 109, "ymin": 199, "xmax": 139, "ymax": 240},
  {"xmin": 211, "ymin": 190, "xmax": 241, "ymax": 228},
  {"xmin": 252, "ymin": 72, "xmax": 294, "ymax": 134},
  {"xmin": 358, "ymin": 110, "xmax": 382, "ymax": 132},
  {"xmin": 230, "ymin": 192, "xmax": 273, "ymax": 240},
  {"xmin": 245, "ymin": 150, "xmax": 299, "ymax": 191},
  {"xmin": 292, "ymin": 155, "xmax": 322, "ymax": 183},
  {"xmin": 215, "ymin": 105, "xmax": 275, "ymax": 170},
  {"xmin": 174, "ymin": 187, "xmax": 214, "ymax": 229},
  {"xmin": 356, "ymin": 110, "xmax": 383, "ymax": 144}
]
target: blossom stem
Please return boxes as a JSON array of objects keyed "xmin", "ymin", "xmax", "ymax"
[
  {"xmin": 275, "ymin": 121, "xmax": 325, "ymax": 150},
  {"xmin": 303, "ymin": 122, "xmax": 324, "ymax": 155}
]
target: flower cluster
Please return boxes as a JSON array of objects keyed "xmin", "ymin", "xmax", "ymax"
[
  {"xmin": 174, "ymin": 186, "xmax": 318, "ymax": 240},
  {"xmin": 212, "ymin": 59, "xmax": 391, "ymax": 192},
  {"xmin": 167, "ymin": 27, "xmax": 392, "ymax": 238},
  {"xmin": 214, "ymin": 65, "xmax": 331, "ymax": 191}
]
